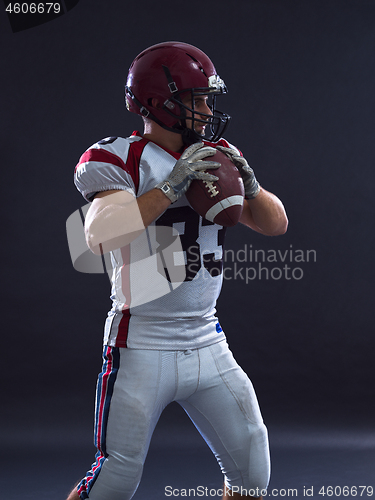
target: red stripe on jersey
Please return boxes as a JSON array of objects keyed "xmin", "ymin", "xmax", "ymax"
[
  {"xmin": 115, "ymin": 244, "xmax": 131, "ymax": 348},
  {"xmin": 116, "ymin": 309, "xmax": 131, "ymax": 348},
  {"xmin": 203, "ymin": 138, "xmax": 230, "ymax": 148},
  {"xmin": 125, "ymin": 138, "xmax": 150, "ymax": 194},
  {"xmin": 132, "ymin": 130, "xmax": 181, "ymax": 160},
  {"xmin": 203, "ymin": 138, "xmax": 243, "ymax": 157},
  {"xmin": 75, "ymin": 148, "xmax": 127, "ymax": 173},
  {"xmin": 75, "ymin": 139, "xmax": 150, "ymax": 193}
]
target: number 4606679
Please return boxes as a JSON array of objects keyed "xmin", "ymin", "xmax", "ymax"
[{"xmin": 5, "ymin": 3, "xmax": 61, "ymax": 14}]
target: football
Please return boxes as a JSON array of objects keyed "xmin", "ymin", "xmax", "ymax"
[{"xmin": 186, "ymin": 149, "xmax": 245, "ymax": 226}]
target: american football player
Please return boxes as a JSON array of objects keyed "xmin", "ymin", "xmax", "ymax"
[{"xmin": 66, "ymin": 41, "xmax": 288, "ymax": 500}]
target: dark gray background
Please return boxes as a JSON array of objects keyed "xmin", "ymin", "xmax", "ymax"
[{"xmin": 1, "ymin": 0, "xmax": 374, "ymax": 498}]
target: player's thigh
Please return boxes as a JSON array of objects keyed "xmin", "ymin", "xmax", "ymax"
[
  {"xmin": 178, "ymin": 341, "xmax": 269, "ymax": 488},
  {"xmin": 104, "ymin": 347, "xmax": 176, "ymax": 457},
  {"xmin": 194, "ymin": 340, "xmax": 265, "ymax": 425}
]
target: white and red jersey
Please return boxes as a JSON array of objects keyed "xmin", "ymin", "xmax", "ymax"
[{"xmin": 74, "ymin": 132, "xmax": 233, "ymax": 350}]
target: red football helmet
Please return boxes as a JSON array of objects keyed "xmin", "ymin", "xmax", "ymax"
[{"xmin": 125, "ymin": 41, "xmax": 231, "ymax": 145}]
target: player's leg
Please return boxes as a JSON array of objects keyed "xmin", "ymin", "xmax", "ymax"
[
  {"xmin": 65, "ymin": 485, "xmax": 80, "ymax": 500},
  {"xmin": 177, "ymin": 341, "xmax": 270, "ymax": 499},
  {"xmin": 72, "ymin": 347, "xmax": 176, "ymax": 500}
]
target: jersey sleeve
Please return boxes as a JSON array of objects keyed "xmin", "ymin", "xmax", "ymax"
[{"xmin": 74, "ymin": 137, "xmax": 138, "ymax": 202}]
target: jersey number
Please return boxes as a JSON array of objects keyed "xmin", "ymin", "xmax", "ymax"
[{"xmin": 155, "ymin": 206, "xmax": 226, "ymax": 283}]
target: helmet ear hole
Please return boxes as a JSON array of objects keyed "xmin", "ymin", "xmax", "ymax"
[{"xmin": 149, "ymin": 98, "xmax": 161, "ymax": 109}]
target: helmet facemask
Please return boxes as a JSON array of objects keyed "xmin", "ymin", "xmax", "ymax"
[{"xmin": 163, "ymin": 89, "xmax": 231, "ymax": 145}]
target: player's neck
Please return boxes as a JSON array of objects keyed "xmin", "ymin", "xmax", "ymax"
[{"xmin": 143, "ymin": 121, "xmax": 184, "ymax": 153}]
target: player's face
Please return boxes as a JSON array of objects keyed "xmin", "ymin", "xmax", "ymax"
[{"xmin": 181, "ymin": 94, "xmax": 212, "ymax": 136}]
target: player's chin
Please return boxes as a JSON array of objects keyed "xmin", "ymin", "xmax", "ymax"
[{"xmin": 195, "ymin": 125, "xmax": 207, "ymax": 136}]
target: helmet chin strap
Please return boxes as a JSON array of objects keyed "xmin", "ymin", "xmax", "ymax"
[
  {"xmin": 160, "ymin": 101, "xmax": 201, "ymax": 146},
  {"xmin": 171, "ymin": 101, "xmax": 204, "ymax": 146},
  {"xmin": 180, "ymin": 127, "xmax": 203, "ymax": 146}
]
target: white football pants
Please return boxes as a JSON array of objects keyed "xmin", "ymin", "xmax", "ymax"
[{"xmin": 78, "ymin": 340, "xmax": 270, "ymax": 499}]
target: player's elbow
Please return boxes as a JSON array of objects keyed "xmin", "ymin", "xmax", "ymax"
[
  {"xmin": 84, "ymin": 211, "xmax": 146, "ymax": 255},
  {"xmin": 83, "ymin": 194, "xmax": 146, "ymax": 255},
  {"xmin": 85, "ymin": 226, "xmax": 103, "ymax": 255},
  {"xmin": 262, "ymin": 214, "xmax": 288, "ymax": 236},
  {"xmin": 273, "ymin": 215, "xmax": 288, "ymax": 235}
]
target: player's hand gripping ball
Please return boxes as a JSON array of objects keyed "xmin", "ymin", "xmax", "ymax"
[
  {"xmin": 186, "ymin": 148, "xmax": 245, "ymax": 227},
  {"xmin": 156, "ymin": 143, "xmax": 221, "ymax": 203},
  {"xmin": 216, "ymin": 145, "xmax": 260, "ymax": 200}
]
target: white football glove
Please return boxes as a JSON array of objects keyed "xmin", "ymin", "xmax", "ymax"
[
  {"xmin": 156, "ymin": 143, "xmax": 220, "ymax": 203},
  {"xmin": 216, "ymin": 145, "xmax": 260, "ymax": 199}
]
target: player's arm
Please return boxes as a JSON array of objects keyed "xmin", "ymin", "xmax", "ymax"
[
  {"xmin": 85, "ymin": 143, "xmax": 220, "ymax": 255},
  {"xmin": 216, "ymin": 145, "xmax": 288, "ymax": 236},
  {"xmin": 240, "ymin": 188, "xmax": 288, "ymax": 236},
  {"xmin": 84, "ymin": 188, "xmax": 170, "ymax": 255}
]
